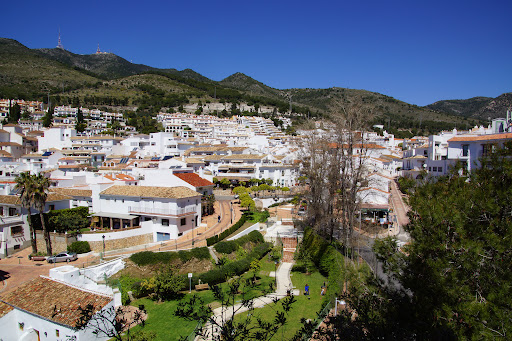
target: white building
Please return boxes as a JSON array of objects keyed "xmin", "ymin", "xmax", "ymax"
[
  {"xmin": 0, "ymin": 195, "xmax": 30, "ymax": 258},
  {"xmin": 89, "ymin": 185, "xmax": 202, "ymax": 242}
]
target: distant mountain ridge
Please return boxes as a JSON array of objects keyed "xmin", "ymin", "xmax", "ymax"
[
  {"xmin": 426, "ymin": 93, "xmax": 512, "ymax": 120},
  {"xmin": 1, "ymin": 37, "xmax": 510, "ymax": 133}
]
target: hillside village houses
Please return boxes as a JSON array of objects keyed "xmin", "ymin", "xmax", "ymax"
[{"xmin": 1, "ymin": 98, "xmax": 512, "ymax": 256}]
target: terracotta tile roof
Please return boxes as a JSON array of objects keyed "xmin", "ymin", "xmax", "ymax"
[
  {"xmin": 104, "ymin": 174, "xmax": 136, "ymax": 181},
  {"xmin": 58, "ymin": 164, "xmax": 87, "ymax": 169},
  {"xmin": 47, "ymin": 193, "xmax": 72, "ymax": 202},
  {"xmin": 0, "ymin": 150, "xmax": 12, "ymax": 157},
  {"xmin": 222, "ymin": 154, "xmax": 266, "ymax": 160},
  {"xmin": 22, "ymin": 153, "xmax": 47, "ymax": 158},
  {"xmin": 0, "ymin": 277, "xmax": 111, "ymax": 328},
  {"xmin": 448, "ymin": 133, "xmax": 512, "ymax": 142},
  {"xmin": 203, "ymin": 155, "xmax": 223, "ymax": 161},
  {"xmin": 0, "ymin": 195, "xmax": 21, "ymax": 205},
  {"xmin": 174, "ymin": 172, "xmax": 213, "ymax": 188},
  {"xmin": 185, "ymin": 158, "xmax": 205, "ymax": 164},
  {"xmin": 0, "ymin": 142, "xmax": 22, "ymax": 147},
  {"xmin": 50, "ymin": 188, "xmax": 92, "ymax": 197},
  {"xmin": 0, "ymin": 301, "xmax": 14, "ymax": 318},
  {"xmin": 100, "ymin": 185, "xmax": 200, "ymax": 199}
]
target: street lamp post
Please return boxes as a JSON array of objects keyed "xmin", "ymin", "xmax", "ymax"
[
  {"xmin": 102, "ymin": 235, "xmax": 105, "ymax": 260},
  {"xmin": 230, "ymin": 201, "xmax": 233, "ymax": 224},
  {"xmin": 191, "ymin": 217, "xmax": 195, "ymax": 247},
  {"xmin": 274, "ymin": 260, "xmax": 278, "ymax": 287}
]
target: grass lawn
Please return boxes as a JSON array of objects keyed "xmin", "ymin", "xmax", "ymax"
[
  {"xmin": 234, "ymin": 270, "xmax": 328, "ymax": 340},
  {"xmin": 127, "ymin": 262, "xmax": 276, "ymax": 340}
]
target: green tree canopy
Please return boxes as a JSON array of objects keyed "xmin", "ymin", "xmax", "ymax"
[{"xmin": 336, "ymin": 145, "xmax": 512, "ymax": 339}]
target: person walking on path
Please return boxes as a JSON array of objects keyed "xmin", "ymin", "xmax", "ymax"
[
  {"xmin": 305, "ymin": 283, "xmax": 310, "ymax": 299},
  {"xmin": 321, "ymin": 282, "xmax": 326, "ymax": 296}
]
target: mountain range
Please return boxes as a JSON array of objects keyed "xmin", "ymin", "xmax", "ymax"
[{"xmin": 1, "ymin": 37, "xmax": 510, "ymax": 133}]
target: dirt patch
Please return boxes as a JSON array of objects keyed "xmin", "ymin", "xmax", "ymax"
[
  {"xmin": 177, "ymin": 258, "xmax": 214, "ymax": 275},
  {"xmin": 360, "ymin": 222, "xmax": 389, "ymax": 235},
  {"xmin": 111, "ymin": 259, "xmax": 163, "ymax": 280},
  {"xmin": 113, "ymin": 257, "xmax": 215, "ymax": 280}
]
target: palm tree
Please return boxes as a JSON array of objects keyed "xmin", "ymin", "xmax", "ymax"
[
  {"xmin": 14, "ymin": 172, "xmax": 37, "ymax": 254},
  {"xmin": 33, "ymin": 173, "xmax": 53, "ymax": 255}
]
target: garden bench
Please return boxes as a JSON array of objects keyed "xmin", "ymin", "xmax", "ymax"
[
  {"xmin": 31, "ymin": 256, "xmax": 46, "ymax": 261},
  {"xmin": 195, "ymin": 283, "xmax": 210, "ymax": 291}
]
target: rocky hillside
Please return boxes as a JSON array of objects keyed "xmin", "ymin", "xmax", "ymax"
[{"xmin": 426, "ymin": 93, "xmax": 512, "ymax": 120}]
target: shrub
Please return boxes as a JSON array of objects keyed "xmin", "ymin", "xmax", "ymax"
[
  {"xmin": 214, "ymin": 241, "xmax": 238, "ymax": 254},
  {"xmin": 213, "ymin": 231, "xmax": 265, "ymax": 254},
  {"xmin": 130, "ymin": 247, "xmax": 210, "ymax": 266},
  {"xmin": 206, "ymin": 213, "xmax": 249, "ymax": 246},
  {"xmin": 199, "ymin": 242, "xmax": 272, "ymax": 286},
  {"xmin": 291, "ymin": 263, "xmax": 308, "ymax": 273},
  {"xmin": 67, "ymin": 241, "xmax": 91, "ymax": 254}
]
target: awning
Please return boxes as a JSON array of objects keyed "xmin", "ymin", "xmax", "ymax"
[
  {"xmin": 91, "ymin": 212, "xmax": 138, "ymax": 220},
  {"xmin": 360, "ymin": 204, "xmax": 389, "ymax": 212}
]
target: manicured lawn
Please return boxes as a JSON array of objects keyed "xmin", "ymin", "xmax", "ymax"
[
  {"xmin": 128, "ymin": 265, "xmax": 275, "ymax": 340},
  {"xmin": 129, "ymin": 297, "xmax": 199, "ymax": 341},
  {"xmin": 234, "ymin": 270, "xmax": 328, "ymax": 340}
]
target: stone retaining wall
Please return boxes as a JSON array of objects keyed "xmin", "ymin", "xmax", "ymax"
[
  {"xmin": 35, "ymin": 232, "xmax": 78, "ymax": 254},
  {"xmin": 88, "ymin": 233, "xmax": 153, "ymax": 252}
]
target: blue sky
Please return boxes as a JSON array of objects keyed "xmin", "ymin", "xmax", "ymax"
[{"xmin": 2, "ymin": 0, "xmax": 511, "ymax": 106}]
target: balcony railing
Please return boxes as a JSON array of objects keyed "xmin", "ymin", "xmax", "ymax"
[
  {"xmin": 128, "ymin": 206, "xmax": 197, "ymax": 216},
  {"xmin": 0, "ymin": 216, "xmax": 24, "ymax": 225}
]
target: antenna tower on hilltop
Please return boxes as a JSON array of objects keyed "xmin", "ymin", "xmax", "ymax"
[
  {"xmin": 96, "ymin": 43, "xmax": 101, "ymax": 54},
  {"xmin": 57, "ymin": 29, "xmax": 64, "ymax": 49}
]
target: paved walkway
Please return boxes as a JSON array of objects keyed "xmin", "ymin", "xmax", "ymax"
[
  {"xmin": 198, "ymin": 226, "xmax": 299, "ymax": 340},
  {"xmin": 199, "ymin": 262, "xmax": 297, "ymax": 341},
  {"xmin": 389, "ymin": 180, "xmax": 410, "ymax": 228}
]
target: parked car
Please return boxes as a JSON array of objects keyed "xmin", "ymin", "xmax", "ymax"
[{"xmin": 47, "ymin": 252, "xmax": 78, "ymax": 263}]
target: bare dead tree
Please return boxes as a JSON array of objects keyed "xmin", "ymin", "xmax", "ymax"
[
  {"xmin": 299, "ymin": 104, "xmax": 372, "ymax": 255},
  {"xmin": 73, "ymin": 304, "xmax": 148, "ymax": 341}
]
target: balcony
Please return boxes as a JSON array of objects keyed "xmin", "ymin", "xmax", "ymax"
[
  {"xmin": 0, "ymin": 215, "xmax": 24, "ymax": 226},
  {"xmin": 128, "ymin": 206, "xmax": 197, "ymax": 217}
]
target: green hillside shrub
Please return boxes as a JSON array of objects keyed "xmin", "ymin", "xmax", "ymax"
[{"xmin": 67, "ymin": 241, "xmax": 91, "ymax": 254}]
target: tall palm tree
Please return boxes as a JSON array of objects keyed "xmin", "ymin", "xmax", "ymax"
[
  {"xmin": 14, "ymin": 172, "xmax": 37, "ymax": 254},
  {"xmin": 33, "ymin": 173, "xmax": 53, "ymax": 255}
]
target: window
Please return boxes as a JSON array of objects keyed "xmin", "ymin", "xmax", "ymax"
[
  {"xmin": 162, "ymin": 219, "xmax": 169, "ymax": 226},
  {"xmin": 19, "ymin": 322, "xmax": 24, "ymax": 331},
  {"xmin": 462, "ymin": 144, "xmax": 469, "ymax": 157},
  {"xmin": 9, "ymin": 208, "xmax": 16, "ymax": 216},
  {"xmin": 438, "ymin": 167, "xmax": 443, "ymax": 172},
  {"xmin": 0, "ymin": 207, "xmax": 3, "ymax": 216},
  {"xmin": 56, "ymin": 330, "xmax": 60, "ymax": 337},
  {"xmin": 180, "ymin": 218, "xmax": 186, "ymax": 226},
  {"xmin": 433, "ymin": 167, "xmax": 437, "ymax": 172},
  {"xmin": 11, "ymin": 226, "xmax": 23, "ymax": 236},
  {"xmin": 428, "ymin": 167, "xmax": 431, "ymax": 171},
  {"xmin": 49, "ymin": 205, "xmax": 55, "ymax": 211}
]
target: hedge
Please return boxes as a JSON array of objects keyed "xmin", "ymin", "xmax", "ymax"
[
  {"xmin": 130, "ymin": 247, "xmax": 210, "ymax": 266},
  {"xmin": 67, "ymin": 241, "xmax": 91, "ymax": 254},
  {"xmin": 198, "ymin": 242, "xmax": 272, "ymax": 286},
  {"xmin": 206, "ymin": 212, "xmax": 249, "ymax": 246},
  {"xmin": 214, "ymin": 230, "xmax": 264, "ymax": 254}
]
